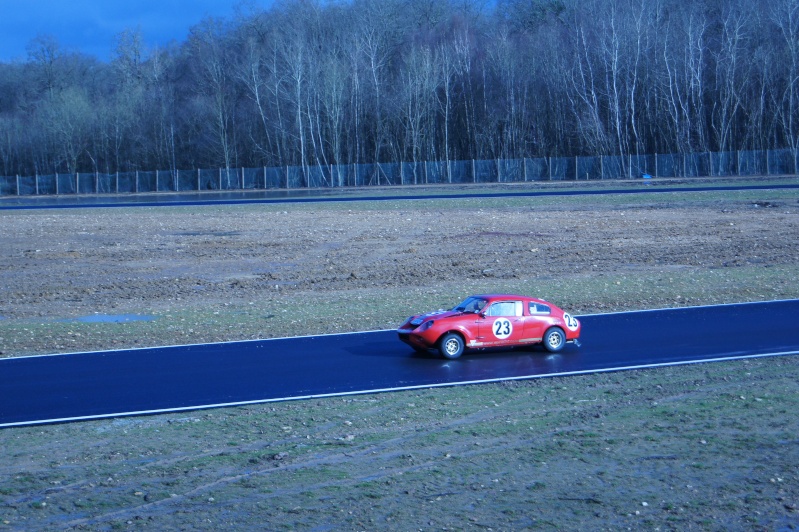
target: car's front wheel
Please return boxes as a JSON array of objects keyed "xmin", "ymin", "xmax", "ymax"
[
  {"xmin": 543, "ymin": 327, "xmax": 566, "ymax": 353},
  {"xmin": 439, "ymin": 333, "xmax": 465, "ymax": 359}
]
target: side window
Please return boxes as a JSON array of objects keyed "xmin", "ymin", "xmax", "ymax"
[
  {"xmin": 487, "ymin": 301, "xmax": 523, "ymax": 317},
  {"xmin": 529, "ymin": 302, "xmax": 551, "ymax": 315}
]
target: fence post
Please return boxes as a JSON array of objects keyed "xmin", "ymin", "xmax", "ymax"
[
  {"xmin": 35, "ymin": 173, "xmax": 39, "ymax": 195},
  {"xmin": 75, "ymin": 173, "xmax": 79, "ymax": 194},
  {"xmin": 16, "ymin": 175, "xmax": 20, "ymax": 195},
  {"xmin": 135, "ymin": 171, "xmax": 139, "ymax": 193},
  {"xmin": 95, "ymin": 171, "xmax": 99, "ymax": 193},
  {"xmin": 654, "ymin": 153, "xmax": 658, "ymax": 178},
  {"xmin": 766, "ymin": 149, "xmax": 771, "ymax": 176},
  {"xmin": 56, "ymin": 173, "xmax": 59, "ymax": 195},
  {"xmin": 496, "ymin": 159, "xmax": 501, "ymax": 183},
  {"xmin": 548, "ymin": 157, "xmax": 552, "ymax": 181},
  {"xmin": 575, "ymin": 156, "xmax": 578, "ymax": 180},
  {"xmin": 737, "ymin": 150, "xmax": 741, "ymax": 176}
]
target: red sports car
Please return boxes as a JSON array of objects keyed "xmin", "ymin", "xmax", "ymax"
[{"xmin": 397, "ymin": 294, "xmax": 581, "ymax": 359}]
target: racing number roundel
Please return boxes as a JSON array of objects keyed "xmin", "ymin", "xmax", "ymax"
[
  {"xmin": 564, "ymin": 313, "xmax": 579, "ymax": 332},
  {"xmin": 493, "ymin": 318, "xmax": 513, "ymax": 339}
]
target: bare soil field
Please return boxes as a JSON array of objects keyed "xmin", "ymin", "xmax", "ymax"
[{"xmin": 1, "ymin": 177, "xmax": 798, "ymax": 530}]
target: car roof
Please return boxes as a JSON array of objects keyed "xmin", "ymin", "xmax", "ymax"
[{"xmin": 472, "ymin": 294, "xmax": 549, "ymax": 303}]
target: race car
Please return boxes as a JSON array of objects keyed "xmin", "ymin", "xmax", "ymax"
[{"xmin": 397, "ymin": 294, "xmax": 581, "ymax": 359}]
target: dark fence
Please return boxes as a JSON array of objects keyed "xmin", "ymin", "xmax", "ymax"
[{"xmin": 2, "ymin": 149, "xmax": 797, "ymax": 196}]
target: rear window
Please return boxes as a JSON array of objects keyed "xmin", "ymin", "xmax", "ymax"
[{"xmin": 529, "ymin": 302, "xmax": 551, "ymax": 315}]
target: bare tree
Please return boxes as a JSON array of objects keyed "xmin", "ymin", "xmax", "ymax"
[
  {"xmin": 37, "ymin": 87, "xmax": 93, "ymax": 173},
  {"xmin": 188, "ymin": 18, "xmax": 237, "ymax": 173},
  {"xmin": 771, "ymin": 0, "xmax": 799, "ymax": 151},
  {"xmin": 3, "ymin": 0, "xmax": 799, "ymax": 181},
  {"xmin": 710, "ymin": 2, "xmax": 748, "ymax": 154},
  {"xmin": 26, "ymin": 35, "xmax": 63, "ymax": 98},
  {"xmin": 399, "ymin": 45, "xmax": 437, "ymax": 181},
  {"xmin": 565, "ymin": 7, "xmax": 613, "ymax": 156}
]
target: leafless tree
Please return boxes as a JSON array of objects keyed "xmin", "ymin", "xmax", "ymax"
[
  {"xmin": 188, "ymin": 18, "xmax": 237, "ymax": 173},
  {"xmin": 771, "ymin": 0, "xmax": 799, "ymax": 150},
  {"xmin": 2, "ymin": 0, "xmax": 799, "ymax": 179}
]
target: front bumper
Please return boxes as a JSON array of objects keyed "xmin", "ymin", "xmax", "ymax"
[{"xmin": 397, "ymin": 329, "xmax": 436, "ymax": 350}]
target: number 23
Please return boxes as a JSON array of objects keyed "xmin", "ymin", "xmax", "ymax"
[{"xmin": 493, "ymin": 318, "xmax": 512, "ymax": 337}]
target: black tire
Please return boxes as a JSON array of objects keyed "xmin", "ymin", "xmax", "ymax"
[
  {"xmin": 543, "ymin": 327, "xmax": 566, "ymax": 353},
  {"xmin": 439, "ymin": 333, "xmax": 465, "ymax": 359}
]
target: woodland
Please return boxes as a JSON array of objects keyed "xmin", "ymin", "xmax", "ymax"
[{"xmin": 0, "ymin": 0, "xmax": 798, "ymax": 177}]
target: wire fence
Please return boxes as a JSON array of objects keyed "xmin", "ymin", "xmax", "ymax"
[{"xmin": 2, "ymin": 148, "xmax": 797, "ymax": 196}]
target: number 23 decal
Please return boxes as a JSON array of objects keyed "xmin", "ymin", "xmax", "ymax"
[{"xmin": 493, "ymin": 318, "xmax": 513, "ymax": 339}]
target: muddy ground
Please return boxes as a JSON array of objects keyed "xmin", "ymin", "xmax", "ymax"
[
  {"xmin": 1, "ymin": 178, "xmax": 798, "ymax": 530},
  {"xmin": 2, "ymin": 178, "xmax": 799, "ymax": 355}
]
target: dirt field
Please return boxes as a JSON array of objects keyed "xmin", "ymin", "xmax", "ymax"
[{"xmin": 1, "ymin": 177, "xmax": 798, "ymax": 529}]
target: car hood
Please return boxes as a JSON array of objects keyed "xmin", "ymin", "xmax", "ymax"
[{"xmin": 409, "ymin": 309, "xmax": 465, "ymax": 325}]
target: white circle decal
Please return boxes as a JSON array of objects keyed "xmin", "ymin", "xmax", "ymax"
[
  {"xmin": 564, "ymin": 313, "xmax": 579, "ymax": 332},
  {"xmin": 493, "ymin": 318, "xmax": 513, "ymax": 339}
]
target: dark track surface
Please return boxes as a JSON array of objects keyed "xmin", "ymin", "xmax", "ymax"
[
  {"xmin": 1, "ymin": 182, "xmax": 798, "ymax": 210},
  {"xmin": 2, "ymin": 300, "xmax": 798, "ymax": 428}
]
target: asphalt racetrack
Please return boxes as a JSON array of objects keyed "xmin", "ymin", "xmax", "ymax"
[{"xmin": 2, "ymin": 300, "xmax": 798, "ymax": 428}]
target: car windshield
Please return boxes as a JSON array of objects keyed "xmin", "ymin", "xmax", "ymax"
[{"xmin": 453, "ymin": 296, "xmax": 487, "ymax": 313}]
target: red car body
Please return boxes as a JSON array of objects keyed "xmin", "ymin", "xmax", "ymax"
[{"xmin": 397, "ymin": 294, "xmax": 581, "ymax": 359}]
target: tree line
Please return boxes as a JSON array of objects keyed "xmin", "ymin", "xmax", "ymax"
[{"xmin": 1, "ymin": 0, "xmax": 798, "ymax": 177}]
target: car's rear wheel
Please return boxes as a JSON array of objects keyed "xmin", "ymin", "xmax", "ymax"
[
  {"xmin": 543, "ymin": 327, "xmax": 566, "ymax": 353},
  {"xmin": 439, "ymin": 333, "xmax": 464, "ymax": 359}
]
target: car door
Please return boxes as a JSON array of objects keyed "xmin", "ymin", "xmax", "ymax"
[
  {"xmin": 477, "ymin": 300, "xmax": 527, "ymax": 346},
  {"xmin": 523, "ymin": 301, "xmax": 552, "ymax": 342}
]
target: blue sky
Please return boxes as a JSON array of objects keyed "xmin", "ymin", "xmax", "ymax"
[{"xmin": 0, "ymin": 0, "xmax": 272, "ymax": 62}]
